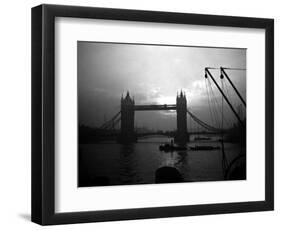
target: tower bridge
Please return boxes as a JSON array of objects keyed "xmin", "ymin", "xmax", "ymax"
[
  {"xmin": 100, "ymin": 90, "xmax": 223, "ymax": 144},
  {"xmin": 120, "ymin": 90, "xmax": 189, "ymax": 144}
]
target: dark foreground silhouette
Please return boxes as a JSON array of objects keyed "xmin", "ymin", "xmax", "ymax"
[{"xmin": 155, "ymin": 166, "xmax": 184, "ymax": 183}]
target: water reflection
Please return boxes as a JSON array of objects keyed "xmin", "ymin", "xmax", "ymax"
[
  {"xmin": 78, "ymin": 135, "xmax": 244, "ymax": 187},
  {"xmin": 119, "ymin": 144, "xmax": 139, "ymax": 185}
]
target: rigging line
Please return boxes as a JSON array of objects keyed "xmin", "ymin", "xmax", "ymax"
[
  {"xmin": 221, "ymin": 80, "xmax": 233, "ymax": 128},
  {"xmin": 207, "ymin": 79, "xmax": 218, "ymax": 122},
  {"xmin": 205, "ymin": 78, "xmax": 215, "ymax": 126},
  {"xmin": 221, "ymin": 76, "xmax": 229, "ymax": 172},
  {"xmin": 221, "ymin": 67, "xmax": 246, "ymax": 71},
  {"xmin": 208, "ymin": 77, "xmax": 220, "ymax": 118},
  {"xmin": 220, "ymin": 77, "xmax": 224, "ymax": 132},
  {"xmin": 223, "ymin": 82, "xmax": 233, "ymax": 127},
  {"xmin": 189, "ymin": 111, "xmax": 192, "ymax": 131},
  {"xmin": 207, "ymin": 78, "xmax": 221, "ymax": 127},
  {"xmin": 206, "ymin": 67, "xmax": 220, "ymax": 70},
  {"xmin": 188, "ymin": 108, "xmax": 194, "ymax": 132},
  {"xmin": 221, "ymin": 77, "xmax": 224, "ymax": 133},
  {"xmin": 210, "ymin": 81, "xmax": 223, "ymax": 128},
  {"xmin": 220, "ymin": 81, "xmax": 232, "ymax": 128},
  {"xmin": 224, "ymin": 78, "xmax": 232, "ymax": 104},
  {"xmin": 209, "ymin": 78, "xmax": 232, "ymax": 128},
  {"xmin": 205, "ymin": 68, "xmax": 245, "ymax": 128},
  {"xmin": 224, "ymin": 79, "xmax": 240, "ymax": 116},
  {"xmin": 206, "ymin": 67, "xmax": 246, "ymax": 72}
]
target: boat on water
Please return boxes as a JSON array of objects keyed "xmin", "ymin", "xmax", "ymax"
[
  {"xmin": 189, "ymin": 145, "xmax": 220, "ymax": 151},
  {"xmin": 159, "ymin": 143, "xmax": 187, "ymax": 152},
  {"xmin": 194, "ymin": 136, "xmax": 211, "ymax": 141}
]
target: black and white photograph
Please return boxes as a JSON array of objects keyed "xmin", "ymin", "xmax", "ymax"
[
  {"xmin": 29, "ymin": 3, "xmax": 274, "ymax": 226},
  {"xmin": 78, "ymin": 42, "xmax": 246, "ymax": 187}
]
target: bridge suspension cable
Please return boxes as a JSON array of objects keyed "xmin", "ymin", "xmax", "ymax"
[
  {"xmin": 100, "ymin": 107, "xmax": 223, "ymax": 133},
  {"xmin": 100, "ymin": 111, "xmax": 121, "ymax": 130},
  {"xmin": 186, "ymin": 109, "xmax": 223, "ymax": 132}
]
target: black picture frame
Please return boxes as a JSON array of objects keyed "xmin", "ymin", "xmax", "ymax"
[{"xmin": 31, "ymin": 4, "xmax": 274, "ymax": 225}]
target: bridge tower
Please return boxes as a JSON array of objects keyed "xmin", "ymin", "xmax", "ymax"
[
  {"xmin": 175, "ymin": 90, "xmax": 189, "ymax": 144},
  {"xmin": 119, "ymin": 91, "xmax": 137, "ymax": 143}
]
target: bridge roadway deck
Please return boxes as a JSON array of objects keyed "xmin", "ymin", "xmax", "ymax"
[{"xmin": 134, "ymin": 104, "xmax": 176, "ymax": 111}]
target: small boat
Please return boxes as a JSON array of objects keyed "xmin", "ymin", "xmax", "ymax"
[
  {"xmin": 194, "ymin": 136, "xmax": 211, "ymax": 141},
  {"xmin": 159, "ymin": 144, "xmax": 187, "ymax": 152},
  {"xmin": 189, "ymin": 145, "xmax": 220, "ymax": 151}
]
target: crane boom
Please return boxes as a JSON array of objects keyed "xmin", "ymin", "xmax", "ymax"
[
  {"xmin": 220, "ymin": 67, "xmax": 246, "ymax": 107},
  {"xmin": 205, "ymin": 68, "xmax": 244, "ymax": 128}
]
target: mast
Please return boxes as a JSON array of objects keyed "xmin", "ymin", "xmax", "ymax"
[
  {"xmin": 220, "ymin": 67, "xmax": 246, "ymax": 107},
  {"xmin": 205, "ymin": 68, "xmax": 244, "ymax": 128}
]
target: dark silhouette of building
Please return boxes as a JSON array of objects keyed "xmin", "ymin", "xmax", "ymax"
[
  {"xmin": 119, "ymin": 91, "xmax": 137, "ymax": 143},
  {"xmin": 175, "ymin": 90, "xmax": 189, "ymax": 144}
]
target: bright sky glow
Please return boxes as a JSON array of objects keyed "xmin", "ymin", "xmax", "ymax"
[{"xmin": 78, "ymin": 42, "xmax": 246, "ymax": 130}]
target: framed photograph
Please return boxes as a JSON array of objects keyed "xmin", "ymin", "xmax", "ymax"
[{"xmin": 31, "ymin": 4, "xmax": 274, "ymax": 225}]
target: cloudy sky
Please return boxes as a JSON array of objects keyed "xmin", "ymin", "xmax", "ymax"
[{"xmin": 78, "ymin": 41, "xmax": 246, "ymax": 131}]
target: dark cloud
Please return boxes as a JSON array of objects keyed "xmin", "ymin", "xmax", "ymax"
[{"xmin": 78, "ymin": 42, "xmax": 246, "ymax": 130}]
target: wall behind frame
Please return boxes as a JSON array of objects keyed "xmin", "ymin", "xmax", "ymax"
[{"xmin": 0, "ymin": 0, "xmax": 278, "ymax": 229}]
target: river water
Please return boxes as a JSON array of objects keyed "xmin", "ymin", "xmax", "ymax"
[{"xmin": 78, "ymin": 135, "xmax": 244, "ymax": 187}]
